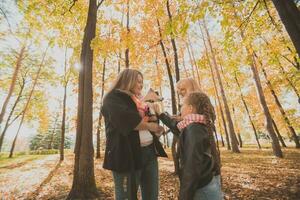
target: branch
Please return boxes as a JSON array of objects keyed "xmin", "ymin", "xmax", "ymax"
[
  {"xmin": 62, "ymin": 0, "xmax": 77, "ymax": 15},
  {"xmin": 262, "ymin": 0, "xmax": 281, "ymax": 31},
  {"xmin": 0, "ymin": 7, "xmax": 13, "ymax": 32},
  {"xmin": 234, "ymin": 0, "xmax": 260, "ymax": 33},
  {"xmin": 97, "ymin": 0, "xmax": 105, "ymax": 9}
]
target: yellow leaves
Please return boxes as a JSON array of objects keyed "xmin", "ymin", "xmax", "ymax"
[{"xmin": 37, "ymin": 106, "xmax": 49, "ymax": 134}]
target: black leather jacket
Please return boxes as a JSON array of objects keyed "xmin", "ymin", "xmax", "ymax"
[{"xmin": 159, "ymin": 113, "xmax": 214, "ymax": 200}]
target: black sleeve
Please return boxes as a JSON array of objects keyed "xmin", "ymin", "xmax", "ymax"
[
  {"xmin": 179, "ymin": 124, "xmax": 208, "ymax": 200},
  {"xmin": 102, "ymin": 94, "xmax": 142, "ymax": 136},
  {"xmin": 158, "ymin": 112, "xmax": 180, "ymax": 136}
]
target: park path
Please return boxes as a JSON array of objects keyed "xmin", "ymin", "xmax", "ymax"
[{"xmin": 0, "ymin": 154, "xmax": 59, "ymax": 200}]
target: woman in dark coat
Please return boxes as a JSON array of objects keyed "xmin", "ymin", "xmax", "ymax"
[{"xmin": 101, "ymin": 69, "xmax": 166, "ymax": 200}]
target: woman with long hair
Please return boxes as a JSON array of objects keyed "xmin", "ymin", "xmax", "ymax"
[{"xmin": 101, "ymin": 68, "xmax": 166, "ymax": 200}]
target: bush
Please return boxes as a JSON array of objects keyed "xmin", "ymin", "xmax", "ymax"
[{"xmin": 29, "ymin": 149, "xmax": 59, "ymax": 155}]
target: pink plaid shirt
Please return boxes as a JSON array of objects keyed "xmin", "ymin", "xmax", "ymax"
[{"xmin": 177, "ymin": 114, "xmax": 207, "ymax": 131}]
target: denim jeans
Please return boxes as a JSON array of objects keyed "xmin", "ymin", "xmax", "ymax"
[
  {"xmin": 112, "ymin": 143, "xmax": 159, "ymax": 200},
  {"xmin": 193, "ymin": 175, "xmax": 223, "ymax": 200}
]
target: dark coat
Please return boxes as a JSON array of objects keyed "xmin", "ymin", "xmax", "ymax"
[
  {"xmin": 101, "ymin": 89, "xmax": 167, "ymax": 173},
  {"xmin": 158, "ymin": 113, "xmax": 214, "ymax": 200},
  {"xmin": 101, "ymin": 89, "xmax": 142, "ymax": 172}
]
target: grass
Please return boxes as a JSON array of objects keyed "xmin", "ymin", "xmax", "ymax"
[{"xmin": 0, "ymin": 154, "xmax": 45, "ymax": 168}]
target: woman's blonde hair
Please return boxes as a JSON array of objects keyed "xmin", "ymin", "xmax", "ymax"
[
  {"xmin": 176, "ymin": 77, "xmax": 201, "ymax": 93},
  {"xmin": 107, "ymin": 68, "xmax": 143, "ymax": 96}
]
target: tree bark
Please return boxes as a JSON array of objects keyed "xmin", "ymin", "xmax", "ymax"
[
  {"xmin": 234, "ymin": 74, "xmax": 261, "ymax": 149},
  {"xmin": 67, "ymin": 0, "xmax": 99, "ymax": 198},
  {"xmin": 232, "ymin": 107, "xmax": 243, "ymax": 148},
  {"xmin": 157, "ymin": 18, "xmax": 178, "ymax": 173},
  {"xmin": 200, "ymin": 25, "xmax": 231, "ymax": 151},
  {"xmin": 262, "ymin": 68, "xmax": 300, "ymax": 148},
  {"xmin": 188, "ymin": 37, "xmax": 201, "ymax": 87},
  {"xmin": 166, "ymin": 0, "xmax": 179, "ymax": 82},
  {"xmin": 9, "ymin": 46, "xmax": 48, "ymax": 158},
  {"xmin": 272, "ymin": 118, "xmax": 287, "ymax": 148},
  {"xmin": 60, "ymin": 48, "xmax": 69, "ymax": 161},
  {"xmin": 96, "ymin": 58, "xmax": 106, "ymax": 159},
  {"xmin": 186, "ymin": 42, "xmax": 196, "ymax": 80},
  {"xmin": 271, "ymin": 0, "xmax": 300, "ymax": 57},
  {"xmin": 202, "ymin": 21, "xmax": 240, "ymax": 153},
  {"xmin": 250, "ymin": 53, "xmax": 283, "ymax": 157},
  {"xmin": 125, "ymin": 0, "xmax": 130, "ymax": 68},
  {"xmin": 0, "ymin": 78, "xmax": 25, "ymax": 152},
  {"xmin": 0, "ymin": 46, "xmax": 25, "ymax": 127},
  {"xmin": 231, "ymin": 3, "xmax": 283, "ymax": 156},
  {"xmin": 157, "ymin": 19, "xmax": 177, "ymax": 115}
]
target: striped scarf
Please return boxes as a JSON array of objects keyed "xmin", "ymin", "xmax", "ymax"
[{"xmin": 177, "ymin": 114, "xmax": 207, "ymax": 131}]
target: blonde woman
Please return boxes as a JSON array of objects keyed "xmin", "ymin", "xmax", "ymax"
[{"xmin": 101, "ymin": 69, "xmax": 165, "ymax": 200}]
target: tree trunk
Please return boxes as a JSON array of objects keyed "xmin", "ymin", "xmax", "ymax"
[
  {"xmin": 157, "ymin": 18, "xmax": 178, "ymax": 173},
  {"xmin": 188, "ymin": 37, "xmax": 201, "ymax": 87},
  {"xmin": 49, "ymin": 116, "xmax": 58, "ymax": 149},
  {"xmin": 157, "ymin": 19, "xmax": 177, "ymax": 115},
  {"xmin": 200, "ymin": 25, "xmax": 231, "ymax": 150},
  {"xmin": 186, "ymin": 42, "xmax": 196, "ymax": 80},
  {"xmin": 232, "ymin": 107, "xmax": 243, "ymax": 148},
  {"xmin": 234, "ymin": 74, "xmax": 261, "ymax": 149},
  {"xmin": 0, "ymin": 79, "xmax": 25, "ymax": 152},
  {"xmin": 180, "ymin": 48, "xmax": 189, "ymax": 78},
  {"xmin": 67, "ymin": 0, "xmax": 99, "ymax": 198},
  {"xmin": 271, "ymin": 0, "xmax": 300, "ymax": 57},
  {"xmin": 271, "ymin": 118, "xmax": 287, "ymax": 148},
  {"xmin": 250, "ymin": 53, "xmax": 283, "ymax": 157},
  {"xmin": 9, "ymin": 46, "xmax": 48, "ymax": 158},
  {"xmin": 60, "ymin": 48, "xmax": 68, "ymax": 161},
  {"xmin": 278, "ymin": 64, "xmax": 300, "ymax": 103},
  {"xmin": 166, "ymin": 0, "xmax": 179, "ymax": 82},
  {"xmin": 96, "ymin": 58, "xmax": 106, "ymax": 159},
  {"xmin": 202, "ymin": 21, "xmax": 240, "ymax": 153},
  {"xmin": 231, "ymin": 3, "xmax": 283, "ymax": 156},
  {"xmin": 0, "ymin": 46, "xmax": 25, "ymax": 127},
  {"xmin": 125, "ymin": 0, "xmax": 130, "ymax": 68},
  {"xmin": 262, "ymin": 68, "xmax": 300, "ymax": 148}
]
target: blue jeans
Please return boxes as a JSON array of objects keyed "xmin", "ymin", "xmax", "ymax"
[
  {"xmin": 112, "ymin": 144, "xmax": 159, "ymax": 200},
  {"xmin": 193, "ymin": 175, "xmax": 223, "ymax": 200}
]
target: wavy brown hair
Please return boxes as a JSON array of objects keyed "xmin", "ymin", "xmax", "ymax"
[{"xmin": 185, "ymin": 92, "xmax": 216, "ymax": 124}]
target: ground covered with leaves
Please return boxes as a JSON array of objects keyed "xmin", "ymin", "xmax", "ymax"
[{"xmin": 0, "ymin": 147, "xmax": 299, "ymax": 199}]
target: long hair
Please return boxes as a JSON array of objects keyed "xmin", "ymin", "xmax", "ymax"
[
  {"xmin": 106, "ymin": 68, "xmax": 143, "ymax": 97},
  {"xmin": 185, "ymin": 92, "xmax": 216, "ymax": 124}
]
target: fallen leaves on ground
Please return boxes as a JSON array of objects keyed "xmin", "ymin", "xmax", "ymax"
[{"xmin": 0, "ymin": 147, "xmax": 299, "ymax": 199}]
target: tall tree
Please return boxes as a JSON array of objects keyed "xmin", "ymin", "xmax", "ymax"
[
  {"xmin": 60, "ymin": 48, "xmax": 70, "ymax": 161},
  {"xmin": 157, "ymin": 18, "xmax": 179, "ymax": 173},
  {"xmin": 125, "ymin": 0, "xmax": 130, "ymax": 68},
  {"xmin": 96, "ymin": 58, "xmax": 106, "ymax": 159},
  {"xmin": 0, "ymin": 46, "xmax": 25, "ymax": 128},
  {"xmin": 9, "ymin": 46, "xmax": 49, "ymax": 158},
  {"xmin": 67, "ymin": 0, "xmax": 103, "ymax": 198},
  {"xmin": 270, "ymin": 0, "xmax": 300, "ymax": 56},
  {"xmin": 0, "ymin": 75, "xmax": 26, "ymax": 152},
  {"xmin": 249, "ymin": 53, "xmax": 283, "ymax": 157},
  {"xmin": 262, "ymin": 67, "xmax": 300, "ymax": 148},
  {"xmin": 234, "ymin": 73, "xmax": 261, "ymax": 149},
  {"xmin": 166, "ymin": 0, "xmax": 179, "ymax": 82},
  {"xmin": 199, "ymin": 25, "xmax": 231, "ymax": 150},
  {"xmin": 202, "ymin": 20, "xmax": 240, "ymax": 153}
]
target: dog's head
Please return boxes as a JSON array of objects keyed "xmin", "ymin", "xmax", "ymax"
[{"xmin": 143, "ymin": 88, "xmax": 164, "ymax": 103}]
